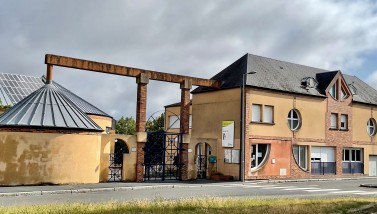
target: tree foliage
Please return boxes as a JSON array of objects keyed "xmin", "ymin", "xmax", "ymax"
[
  {"xmin": 146, "ymin": 113, "xmax": 165, "ymax": 132},
  {"xmin": 115, "ymin": 116, "xmax": 136, "ymax": 135}
]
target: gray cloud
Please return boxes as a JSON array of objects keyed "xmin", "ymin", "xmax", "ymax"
[{"xmin": 1, "ymin": 0, "xmax": 377, "ymax": 119}]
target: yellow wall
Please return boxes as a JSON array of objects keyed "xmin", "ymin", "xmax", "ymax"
[
  {"xmin": 352, "ymin": 103, "xmax": 377, "ymax": 143},
  {"xmin": 165, "ymin": 105, "xmax": 192, "ymax": 134},
  {"xmin": 190, "ymin": 88, "xmax": 241, "ymax": 179},
  {"xmin": 247, "ymin": 88, "xmax": 326, "ymax": 140},
  {"xmin": 100, "ymin": 134, "xmax": 137, "ymax": 182},
  {"xmin": 88, "ymin": 115, "xmax": 113, "ymax": 134},
  {"xmin": 0, "ymin": 131, "xmax": 101, "ymax": 186}
]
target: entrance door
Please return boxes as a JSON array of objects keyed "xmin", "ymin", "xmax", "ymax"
[{"xmin": 369, "ymin": 155, "xmax": 377, "ymax": 176}]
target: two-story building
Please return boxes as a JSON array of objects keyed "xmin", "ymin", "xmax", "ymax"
[{"xmin": 167, "ymin": 54, "xmax": 377, "ymax": 180}]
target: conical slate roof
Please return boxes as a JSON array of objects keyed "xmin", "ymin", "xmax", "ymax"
[{"xmin": 0, "ymin": 83, "xmax": 103, "ymax": 132}]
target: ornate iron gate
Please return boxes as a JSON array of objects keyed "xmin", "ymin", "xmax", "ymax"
[
  {"xmin": 144, "ymin": 132, "xmax": 182, "ymax": 181},
  {"xmin": 108, "ymin": 153, "xmax": 123, "ymax": 181},
  {"xmin": 196, "ymin": 155, "xmax": 207, "ymax": 179}
]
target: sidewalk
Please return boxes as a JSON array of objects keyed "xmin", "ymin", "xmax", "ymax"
[{"xmin": 0, "ymin": 177, "xmax": 376, "ymax": 197}]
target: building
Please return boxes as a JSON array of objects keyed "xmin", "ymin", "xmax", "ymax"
[
  {"xmin": 166, "ymin": 54, "xmax": 377, "ymax": 180},
  {"xmin": 0, "ymin": 73, "xmax": 137, "ymax": 185}
]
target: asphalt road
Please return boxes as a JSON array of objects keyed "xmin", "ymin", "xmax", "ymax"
[{"xmin": 1, "ymin": 179, "xmax": 377, "ymax": 207}]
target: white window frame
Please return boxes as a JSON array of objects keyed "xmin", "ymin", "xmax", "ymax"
[
  {"xmin": 343, "ymin": 148, "xmax": 362, "ymax": 162},
  {"xmin": 367, "ymin": 118, "xmax": 376, "ymax": 136},
  {"xmin": 330, "ymin": 113, "xmax": 338, "ymax": 129},
  {"xmin": 251, "ymin": 104, "xmax": 262, "ymax": 122},
  {"xmin": 263, "ymin": 105, "xmax": 274, "ymax": 123},
  {"xmin": 251, "ymin": 144, "xmax": 270, "ymax": 169},
  {"xmin": 287, "ymin": 109, "xmax": 301, "ymax": 131},
  {"xmin": 341, "ymin": 86, "xmax": 349, "ymax": 100},
  {"xmin": 169, "ymin": 115, "xmax": 180, "ymax": 129},
  {"xmin": 329, "ymin": 82, "xmax": 338, "ymax": 100},
  {"xmin": 340, "ymin": 114, "xmax": 348, "ymax": 130},
  {"xmin": 293, "ymin": 145, "xmax": 307, "ymax": 169}
]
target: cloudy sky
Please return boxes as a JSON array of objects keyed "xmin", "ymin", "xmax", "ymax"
[{"xmin": 1, "ymin": 0, "xmax": 377, "ymax": 120}]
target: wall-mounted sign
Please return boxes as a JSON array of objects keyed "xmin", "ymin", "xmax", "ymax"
[{"xmin": 222, "ymin": 121, "xmax": 234, "ymax": 147}]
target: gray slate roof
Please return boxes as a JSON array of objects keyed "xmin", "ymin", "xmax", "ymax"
[
  {"xmin": 192, "ymin": 54, "xmax": 377, "ymax": 106},
  {"xmin": 49, "ymin": 79, "xmax": 111, "ymax": 117},
  {"xmin": 0, "ymin": 73, "xmax": 111, "ymax": 118},
  {"xmin": 0, "ymin": 83, "xmax": 103, "ymax": 132}
]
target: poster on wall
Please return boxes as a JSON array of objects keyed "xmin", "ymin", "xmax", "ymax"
[
  {"xmin": 224, "ymin": 149, "xmax": 240, "ymax": 163},
  {"xmin": 222, "ymin": 121, "xmax": 234, "ymax": 147}
]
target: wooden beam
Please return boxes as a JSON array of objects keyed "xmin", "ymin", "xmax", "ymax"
[{"xmin": 45, "ymin": 54, "xmax": 222, "ymax": 88}]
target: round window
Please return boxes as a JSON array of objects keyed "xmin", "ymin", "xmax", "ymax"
[
  {"xmin": 287, "ymin": 109, "xmax": 301, "ymax": 131},
  {"xmin": 367, "ymin": 118, "xmax": 376, "ymax": 136}
]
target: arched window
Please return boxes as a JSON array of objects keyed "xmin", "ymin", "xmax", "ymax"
[
  {"xmin": 367, "ymin": 118, "xmax": 376, "ymax": 136},
  {"xmin": 287, "ymin": 109, "xmax": 301, "ymax": 131},
  {"xmin": 251, "ymin": 144, "xmax": 270, "ymax": 169}
]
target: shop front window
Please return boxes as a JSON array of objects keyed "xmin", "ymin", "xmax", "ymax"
[{"xmin": 251, "ymin": 144, "xmax": 270, "ymax": 169}]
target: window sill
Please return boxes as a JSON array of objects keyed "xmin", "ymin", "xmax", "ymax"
[
  {"xmin": 251, "ymin": 121, "xmax": 275, "ymax": 125},
  {"xmin": 329, "ymin": 128, "xmax": 349, "ymax": 131}
]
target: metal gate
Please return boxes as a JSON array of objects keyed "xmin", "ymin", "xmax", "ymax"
[
  {"xmin": 144, "ymin": 132, "xmax": 182, "ymax": 181},
  {"xmin": 196, "ymin": 155, "xmax": 207, "ymax": 179},
  {"xmin": 108, "ymin": 153, "xmax": 123, "ymax": 181}
]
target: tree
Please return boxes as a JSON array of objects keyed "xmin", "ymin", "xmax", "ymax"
[
  {"xmin": 146, "ymin": 113, "xmax": 165, "ymax": 132},
  {"xmin": 115, "ymin": 116, "xmax": 136, "ymax": 135}
]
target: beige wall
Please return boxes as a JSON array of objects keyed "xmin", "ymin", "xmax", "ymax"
[
  {"xmin": 190, "ymin": 88, "xmax": 241, "ymax": 179},
  {"xmin": 247, "ymin": 88, "xmax": 326, "ymax": 140},
  {"xmin": 88, "ymin": 115, "xmax": 113, "ymax": 134},
  {"xmin": 352, "ymin": 103, "xmax": 377, "ymax": 143},
  {"xmin": 0, "ymin": 131, "xmax": 101, "ymax": 186},
  {"xmin": 100, "ymin": 134, "xmax": 137, "ymax": 182},
  {"xmin": 165, "ymin": 105, "xmax": 192, "ymax": 134}
]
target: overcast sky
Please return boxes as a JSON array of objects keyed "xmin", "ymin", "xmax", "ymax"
[{"xmin": 1, "ymin": 0, "xmax": 377, "ymax": 120}]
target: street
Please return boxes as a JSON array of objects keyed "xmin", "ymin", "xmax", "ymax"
[{"xmin": 0, "ymin": 179, "xmax": 376, "ymax": 207}]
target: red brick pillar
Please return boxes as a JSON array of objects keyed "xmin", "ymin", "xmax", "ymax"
[
  {"xmin": 180, "ymin": 80, "xmax": 192, "ymax": 134},
  {"xmin": 180, "ymin": 80, "xmax": 192, "ymax": 180},
  {"xmin": 136, "ymin": 73, "xmax": 149, "ymax": 182}
]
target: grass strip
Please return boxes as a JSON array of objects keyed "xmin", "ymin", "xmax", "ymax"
[{"xmin": 0, "ymin": 197, "xmax": 375, "ymax": 214}]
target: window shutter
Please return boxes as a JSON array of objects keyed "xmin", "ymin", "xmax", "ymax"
[
  {"xmin": 252, "ymin": 104, "xmax": 261, "ymax": 122},
  {"xmin": 263, "ymin": 106, "xmax": 273, "ymax": 123}
]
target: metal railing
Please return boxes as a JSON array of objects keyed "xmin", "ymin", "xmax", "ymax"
[{"xmin": 311, "ymin": 162, "xmax": 336, "ymax": 175}]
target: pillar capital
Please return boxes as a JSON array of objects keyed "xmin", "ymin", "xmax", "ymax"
[
  {"xmin": 180, "ymin": 79, "xmax": 192, "ymax": 89},
  {"xmin": 136, "ymin": 73, "xmax": 149, "ymax": 84}
]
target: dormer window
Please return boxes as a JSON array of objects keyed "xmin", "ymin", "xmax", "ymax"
[
  {"xmin": 329, "ymin": 82, "xmax": 337, "ymax": 100},
  {"xmin": 301, "ymin": 77, "xmax": 318, "ymax": 89},
  {"xmin": 348, "ymin": 84, "xmax": 357, "ymax": 95},
  {"xmin": 341, "ymin": 86, "xmax": 349, "ymax": 100}
]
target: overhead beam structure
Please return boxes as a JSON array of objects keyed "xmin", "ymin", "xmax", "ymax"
[{"xmin": 45, "ymin": 54, "xmax": 222, "ymax": 88}]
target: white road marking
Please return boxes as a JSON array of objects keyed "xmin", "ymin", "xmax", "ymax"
[
  {"xmin": 305, "ymin": 189, "xmax": 340, "ymax": 192},
  {"xmin": 330, "ymin": 191, "xmax": 366, "ymax": 194},
  {"xmin": 282, "ymin": 188, "xmax": 320, "ymax": 191},
  {"xmin": 354, "ymin": 192, "xmax": 377, "ymax": 195}
]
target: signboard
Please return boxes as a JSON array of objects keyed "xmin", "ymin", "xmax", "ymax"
[{"xmin": 222, "ymin": 121, "xmax": 234, "ymax": 147}]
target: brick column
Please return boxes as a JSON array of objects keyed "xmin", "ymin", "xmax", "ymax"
[
  {"xmin": 180, "ymin": 80, "xmax": 192, "ymax": 134},
  {"xmin": 136, "ymin": 73, "xmax": 149, "ymax": 182},
  {"xmin": 179, "ymin": 80, "xmax": 191, "ymax": 181}
]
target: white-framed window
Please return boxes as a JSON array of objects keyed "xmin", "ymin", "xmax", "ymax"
[
  {"xmin": 293, "ymin": 145, "xmax": 307, "ymax": 169},
  {"xmin": 330, "ymin": 113, "xmax": 338, "ymax": 129},
  {"xmin": 252, "ymin": 104, "xmax": 261, "ymax": 122},
  {"xmin": 169, "ymin": 115, "xmax": 180, "ymax": 129},
  {"xmin": 263, "ymin": 105, "xmax": 273, "ymax": 123},
  {"xmin": 367, "ymin": 118, "xmax": 376, "ymax": 136},
  {"xmin": 329, "ymin": 82, "xmax": 337, "ymax": 100},
  {"xmin": 343, "ymin": 148, "xmax": 362, "ymax": 162},
  {"xmin": 251, "ymin": 144, "xmax": 270, "ymax": 169},
  {"xmin": 189, "ymin": 115, "xmax": 192, "ymax": 128},
  {"xmin": 348, "ymin": 84, "xmax": 357, "ymax": 95},
  {"xmin": 340, "ymin": 114, "xmax": 348, "ymax": 130},
  {"xmin": 287, "ymin": 109, "xmax": 301, "ymax": 131},
  {"xmin": 341, "ymin": 86, "xmax": 349, "ymax": 100}
]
